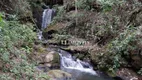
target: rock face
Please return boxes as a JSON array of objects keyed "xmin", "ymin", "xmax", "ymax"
[
  {"xmin": 116, "ymin": 68, "xmax": 139, "ymax": 80},
  {"xmin": 33, "ymin": 9, "xmax": 43, "ymax": 29},
  {"xmin": 47, "ymin": 70, "xmax": 72, "ymax": 80}
]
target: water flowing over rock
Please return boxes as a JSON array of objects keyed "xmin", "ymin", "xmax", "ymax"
[
  {"xmin": 58, "ymin": 49, "xmax": 97, "ymax": 75},
  {"xmin": 38, "ymin": 7, "xmax": 114, "ymax": 80},
  {"xmin": 42, "ymin": 9, "xmax": 55, "ymax": 30},
  {"xmin": 38, "ymin": 8, "xmax": 55, "ymax": 40}
]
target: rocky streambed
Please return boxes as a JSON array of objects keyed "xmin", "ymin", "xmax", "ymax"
[
  {"xmin": 34, "ymin": 42, "xmax": 114, "ymax": 80},
  {"xmin": 35, "ymin": 37, "xmax": 142, "ymax": 80},
  {"xmin": 33, "ymin": 1, "xmax": 142, "ymax": 79}
]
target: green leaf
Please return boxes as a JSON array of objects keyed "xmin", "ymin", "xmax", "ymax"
[{"xmin": 0, "ymin": 13, "xmax": 2, "ymax": 22}]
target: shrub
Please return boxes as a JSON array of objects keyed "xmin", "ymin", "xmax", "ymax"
[
  {"xmin": 53, "ymin": 6, "xmax": 66, "ymax": 22},
  {"xmin": 96, "ymin": 0, "xmax": 125, "ymax": 12},
  {"xmin": 75, "ymin": 0, "xmax": 96, "ymax": 10},
  {"xmin": 0, "ymin": 13, "xmax": 49, "ymax": 80},
  {"xmin": 95, "ymin": 26, "xmax": 139, "ymax": 73},
  {"xmin": 0, "ymin": 0, "xmax": 32, "ymax": 18}
]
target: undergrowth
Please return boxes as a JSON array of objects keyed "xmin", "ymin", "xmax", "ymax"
[{"xmin": 0, "ymin": 13, "xmax": 49, "ymax": 80}]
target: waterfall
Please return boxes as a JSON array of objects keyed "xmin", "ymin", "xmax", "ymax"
[
  {"xmin": 40, "ymin": 8, "xmax": 97, "ymax": 75},
  {"xmin": 42, "ymin": 9, "xmax": 54, "ymax": 30},
  {"xmin": 38, "ymin": 8, "xmax": 55, "ymax": 40},
  {"xmin": 37, "ymin": 8, "xmax": 114, "ymax": 80}
]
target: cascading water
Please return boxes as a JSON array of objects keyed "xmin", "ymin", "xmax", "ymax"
[
  {"xmin": 40, "ymin": 8, "xmax": 97, "ymax": 76},
  {"xmin": 58, "ymin": 49, "xmax": 97, "ymax": 75},
  {"xmin": 58, "ymin": 49, "xmax": 114, "ymax": 80},
  {"xmin": 38, "ymin": 8, "xmax": 55, "ymax": 40},
  {"xmin": 38, "ymin": 8, "xmax": 115, "ymax": 80},
  {"xmin": 40, "ymin": 9, "xmax": 98, "ymax": 76},
  {"xmin": 41, "ymin": 9, "xmax": 53, "ymax": 30}
]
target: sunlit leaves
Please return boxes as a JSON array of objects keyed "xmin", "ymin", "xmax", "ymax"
[
  {"xmin": 0, "ymin": 13, "xmax": 6, "ymax": 28},
  {"xmin": 0, "ymin": 13, "xmax": 2, "ymax": 22}
]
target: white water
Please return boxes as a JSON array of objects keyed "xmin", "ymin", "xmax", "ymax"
[
  {"xmin": 58, "ymin": 49, "xmax": 97, "ymax": 75},
  {"xmin": 41, "ymin": 9, "xmax": 53, "ymax": 29},
  {"xmin": 37, "ymin": 30, "xmax": 43, "ymax": 40},
  {"xmin": 57, "ymin": 49, "xmax": 115, "ymax": 80},
  {"xmin": 38, "ymin": 9, "xmax": 54, "ymax": 40}
]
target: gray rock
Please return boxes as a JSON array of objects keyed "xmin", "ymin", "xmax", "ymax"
[{"xmin": 47, "ymin": 70, "xmax": 72, "ymax": 80}]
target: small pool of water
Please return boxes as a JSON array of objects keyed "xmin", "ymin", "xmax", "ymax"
[{"xmin": 62, "ymin": 68, "xmax": 114, "ymax": 80}]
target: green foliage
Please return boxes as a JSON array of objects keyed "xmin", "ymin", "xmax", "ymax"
[
  {"xmin": 94, "ymin": 26, "xmax": 139, "ymax": 75},
  {"xmin": 97, "ymin": 0, "xmax": 125, "ymax": 12},
  {"xmin": 0, "ymin": 13, "xmax": 49, "ymax": 80},
  {"xmin": 53, "ymin": 6, "xmax": 66, "ymax": 23},
  {"xmin": 104, "ymin": 27, "xmax": 137, "ymax": 71},
  {"xmin": 0, "ymin": 21, "xmax": 35, "ymax": 51},
  {"xmin": 74, "ymin": 0, "xmax": 124, "ymax": 11},
  {"xmin": 15, "ymin": 0, "xmax": 32, "ymax": 18},
  {"xmin": 0, "ymin": 74, "xmax": 12, "ymax": 80},
  {"xmin": 138, "ymin": 68, "xmax": 142, "ymax": 75},
  {"xmin": 75, "ymin": 0, "xmax": 95, "ymax": 10},
  {"xmin": 0, "ymin": 13, "xmax": 2, "ymax": 22},
  {"xmin": 9, "ymin": 58, "xmax": 48, "ymax": 80},
  {"xmin": 109, "ymin": 27, "xmax": 137, "ymax": 54}
]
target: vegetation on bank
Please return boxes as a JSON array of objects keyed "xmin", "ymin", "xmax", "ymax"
[
  {"xmin": 0, "ymin": 0, "xmax": 142, "ymax": 79},
  {"xmin": 52, "ymin": 0, "xmax": 142, "ymax": 77},
  {"xmin": 0, "ymin": 12, "xmax": 49, "ymax": 79}
]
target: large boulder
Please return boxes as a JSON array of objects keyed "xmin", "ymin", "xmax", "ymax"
[
  {"xmin": 45, "ymin": 51, "xmax": 54, "ymax": 63},
  {"xmin": 47, "ymin": 70, "xmax": 72, "ymax": 80},
  {"xmin": 44, "ymin": 51, "xmax": 60, "ymax": 69},
  {"xmin": 34, "ymin": 45, "xmax": 60, "ymax": 71},
  {"xmin": 38, "ymin": 51, "xmax": 60, "ymax": 71}
]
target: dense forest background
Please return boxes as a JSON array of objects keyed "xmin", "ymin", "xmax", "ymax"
[{"xmin": 0, "ymin": 0, "xmax": 142, "ymax": 80}]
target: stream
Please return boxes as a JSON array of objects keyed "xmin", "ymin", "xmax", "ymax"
[
  {"xmin": 58, "ymin": 49, "xmax": 114, "ymax": 80},
  {"xmin": 38, "ymin": 8, "xmax": 115, "ymax": 80}
]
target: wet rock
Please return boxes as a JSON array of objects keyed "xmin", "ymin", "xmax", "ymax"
[
  {"xmin": 116, "ymin": 68, "xmax": 139, "ymax": 80},
  {"xmin": 47, "ymin": 70, "xmax": 72, "ymax": 80}
]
